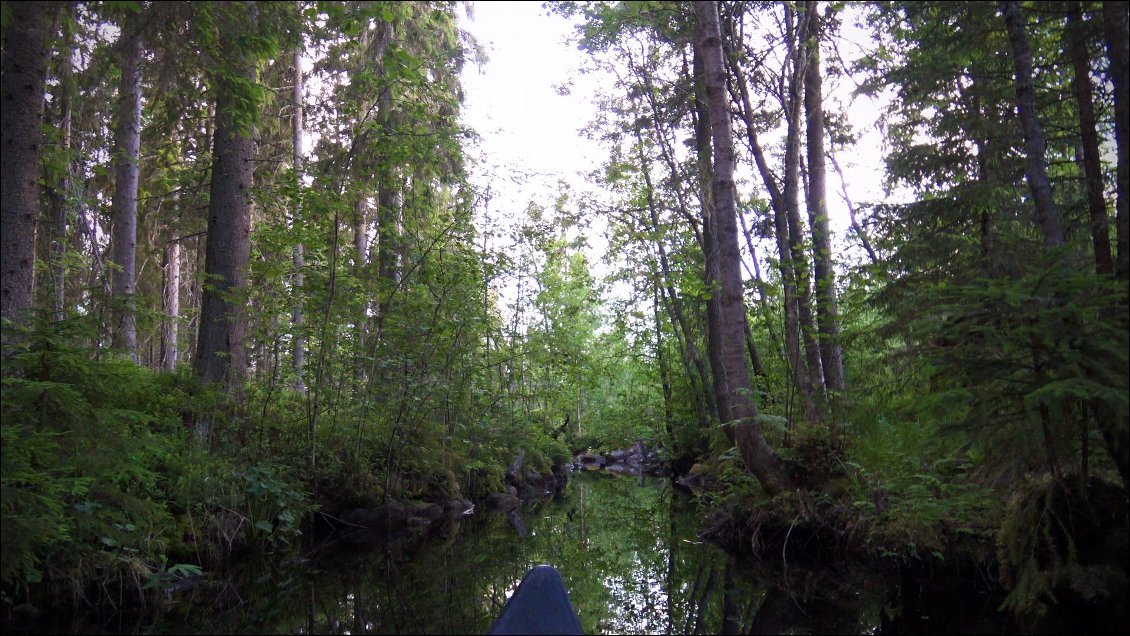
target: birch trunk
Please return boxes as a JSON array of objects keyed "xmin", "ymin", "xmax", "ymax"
[
  {"xmin": 696, "ymin": 0, "xmax": 791, "ymax": 495},
  {"xmin": 162, "ymin": 241, "xmax": 180, "ymax": 370},
  {"xmin": 1001, "ymin": 1, "xmax": 1066, "ymax": 248},
  {"xmin": 804, "ymin": 1, "xmax": 845, "ymax": 393}
]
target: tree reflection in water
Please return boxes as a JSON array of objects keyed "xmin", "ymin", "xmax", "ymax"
[{"xmin": 131, "ymin": 472, "xmax": 1000, "ymax": 635}]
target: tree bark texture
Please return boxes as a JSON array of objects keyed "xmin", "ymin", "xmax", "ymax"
[
  {"xmin": 1103, "ymin": 1, "xmax": 1129, "ymax": 278},
  {"xmin": 1001, "ymin": 1, "xmax": 1067, "ymax": 248},
  {"xmin": 778, "ymin": 6, "xmax": 823, "ymax": 426},
  {"xmin": 1067, "ymin": 2, "xmax": 1114, "ymax": 276},
  {"xmin": 1, "ymin": 2, "xmax": 52, "ymax": 325},
  {"xmin": 804, "ymin": 1, "xmax": 845, "ymax": 393},
  {"xmin": 692, "ymin": 44, "xmax": 730, "ymax": 428},
  {"xmin": 695, "ymin": 0, "xmax": 791, "ymax": 495},
  {"xmin": 194, "ymin": 8, "xmax": 257, "ymax": 398},
  {"xmin": 293, "ymin": 45, "xmax": 307, "ymax": 393},
  {"xmin": 376, "ymin": 60, "xmax": 400, "ymax": 302},
  {"xmin": 162, "ymin": 241, "xmax": 180, "ymax": 370},
  {"xmin": 111, "ymin": 15, "xmax": 142, "ymax": 361},
  {"xmin": 785, "ymin": 5, "xmax": 826, "ymax": 408}
]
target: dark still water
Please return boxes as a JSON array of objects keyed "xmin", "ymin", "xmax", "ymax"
[{"xmin": 42, "ymin": 471, "xmax": 1016, "ymax": 634}]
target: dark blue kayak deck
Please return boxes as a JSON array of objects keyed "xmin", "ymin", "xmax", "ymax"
[{"xmin": 488, "ymin": 565, "xmax": 583, "ymax": 635}]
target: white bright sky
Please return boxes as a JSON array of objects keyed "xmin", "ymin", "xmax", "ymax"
[{"xmin": 456, "ymin": 1, "xmax": 889, "ymax": 301}]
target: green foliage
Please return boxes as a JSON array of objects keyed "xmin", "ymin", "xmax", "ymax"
[
  {"xmin": 889, "ymin": 260, "xmax": 1128, "ymax": 483},
  {"xmin": 241, "ymin": 464, "xmax": 310, "ymax": 550},
  {"xmin": 141, "ymin": 557, "xmax": 203, "ymax": 593},
  {"xmin": 1, "ymin": 318, "xmax": 185, "ymax": 601},
  {"xmin": 0, "ymin": 422, "xmax": 85, "ymax": 588},
  {"xmin": 0, "ymin": 318, "xmax": 315, "ymax": 606}
]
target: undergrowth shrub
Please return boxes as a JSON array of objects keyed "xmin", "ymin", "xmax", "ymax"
[
  {"xmin": 1, "ymin": 319, "xmax": 194, "ymax": 605},
  {"xmin": 0, "ymin": 318, "xmax": 310, "ymax": 608}
]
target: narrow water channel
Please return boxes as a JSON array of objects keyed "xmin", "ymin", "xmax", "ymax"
[{"xmin": 47, "ymin": 471, "xmax": 1014, "ymax": 634}]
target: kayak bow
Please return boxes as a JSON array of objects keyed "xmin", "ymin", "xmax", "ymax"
[{"xmin": 488, "ymin": 565, "xmax": 583, "ymax": 635}]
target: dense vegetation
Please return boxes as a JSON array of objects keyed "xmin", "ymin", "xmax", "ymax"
[{"xmin": 2, "ymin": 0, "xmax": 1126, "ymax": 626}]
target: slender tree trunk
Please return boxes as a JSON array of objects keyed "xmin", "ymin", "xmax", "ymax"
[
  {"xmin": 1099, "ymin": 1, "xmax": 1130, "ymax": 491},
  {"xmin": 50, "ymin": 10, "xmax": 76, "ymax": 322},
  {"xmin": 653, "ymin": 282, "xmax": 676, "ymax": 453},
  {"xmin": 785, "ymin": 5, "xmax": 826, "ymax": 408},
  {"xmin": 352, "ymin": 192, "xmax": 372, "ymax": 388},
  {"xmin": 743, "ymin": 75, "xmax": 817, "ymax": 425},
  {"xmin": 1, "ymin": 2, "xmax": 52, "ymax": 327},
  {"xmin": 968, "ymin": 70, "xmax": 997, "ymax": 275},
  {"xmin": 162, "ymin": 241, "xmax": 180, "ymax": 370},
  {"xmin": 194, "ymin": 5, "xmax": 257, "ymax": 409},
  {"xmin": 744, "ymin": 318, "xmax": 764, "ymax": 378},
  {"xmin": 696, "ymin": 0, "xmax": 791, "ymax": 495},
  {"xmin": 634, "ymin": 119, "xmax": 714, "ymax": 430},
  {"xmin": 353, "ymin": 195, "xmax": 369, "ymax": 267},
  {"xmin": 293, "ymin": 44, "xmax": 307, "ymax": 393},
  {"xmin": 111, "ymin": 14, "xmax": 142, "ymax": 361},
  {"xmin": 1103, "ymin": 0, "xmax": 1129, "ymax": 278},
  {"xmin": 804, "ymin": 1, "xmax": 845, "ymax": 394},
  {"xmin": 693, "ymin": 44, "xmax": 730, "ymax": 427},
  {"xmin": 1002, "ymin": 1, "xmax": 1066, "ymax": 248},
  {"xmin": 725, "ymin": 13, "xmax": 820, "ymax": 425},
  {"xmin": 376, "ymin": 73, "xmax": 400, "ymax": 312},
  {"xmin": 1068, "ymin": 2, "xmax": 1114, "ymax": 276},
  {"xmin": 773, "ymin": 6, "xmax": 824, "ymax": 426}
]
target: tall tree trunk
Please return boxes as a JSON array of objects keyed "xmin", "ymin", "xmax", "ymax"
[
  {"xmin": 111, "ymin": 14, "xmax": 142, "ymax": 361},
  {"xmin": 49, "ymin": 8, "xmax": 76, "ymax": 322},
  {"xmin": 804, "ymin": 1, "xmax": 845, "ymax": 394},
  {"xmin": 730, "ymin": 30, "xmax": 819, "ymax": 426},
  {"xmin": 967, "ymin": 68, "xmax": 997, "ymax": 275},
  {"xmin": 376, "ymin": 68, "xmax": 400, "ymax": 312},
  {"xmin": 353, "ymin": 195, "xmax": 369, "ymax": 267},
  {"xmin": 696, "ymin": 0, "xmax": 791, "ymax": 495},
  {"xmin": 1067, "ymin": 2, "xmax": 1114, "ymax": 276},
  {"xmin": 162, "ymin": 241, "xmax": 180, "ymax": 370},
  {"xmin": 1099, "ymin": 1, "xmax": 1130, "ymax": 492},
  {"xmin": 352, "ymin": 192, "xmax": 371, "ymax": 388},
  {"xmin": 693, "ymin": 44, "xmax": 730, "ymax": 427},
  {"xmin": 784, "ymin": 5, "xmax": 826, "ymax": 409},
  {"xmin": 194, "ymin": 5, "xmax": 257, "ymax": 410},
  {"xmin": 1001, "ymin": 1, "xmax": 1066, "ymax": 248},
  {"xmin": 1103, "ymin": 0, "xmax": 1129, "ymax": 278},
  {"xmin": 292, "ymin": 44, "xmax": 307, "ymax": 393},
  {"xmin": 774, "ymin": 6, "xmax": 824, "ymax": 425},
  {"xmin": 1, "ymin": 2, "xmax": 52, "ymax": 327}
]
